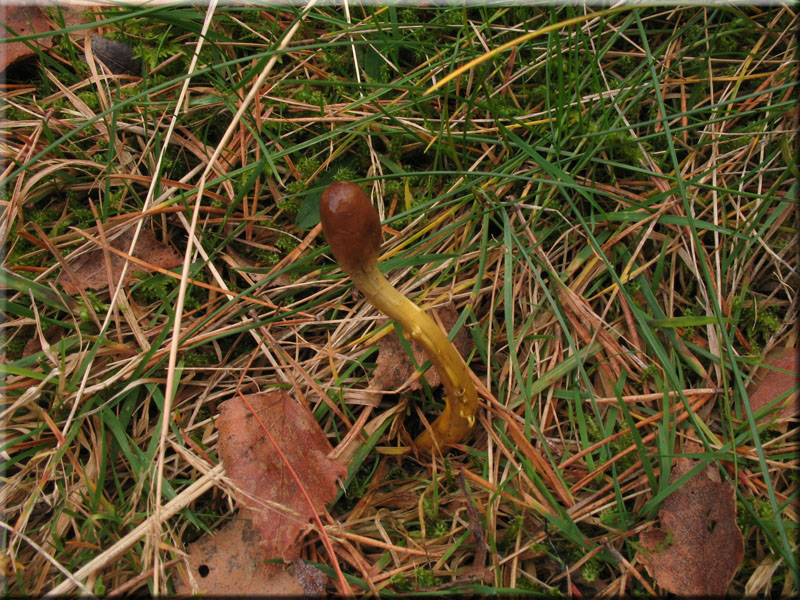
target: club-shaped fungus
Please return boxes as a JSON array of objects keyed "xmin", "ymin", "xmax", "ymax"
[{"xmin": 320, "ymin": 181, "xmax": 478, "ymax": 453}]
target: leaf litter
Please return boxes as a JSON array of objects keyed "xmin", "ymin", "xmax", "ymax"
[
  {"xmin": 57, "ymin": 228, "xmax": 181, "ymax": 294},
  {"xmin": 177, "ymin": 391, "xmax": 346, "ymax": 593},
  {"xmin": 639, "ymin": 441, "xmax": 744, "ymax": 596}
]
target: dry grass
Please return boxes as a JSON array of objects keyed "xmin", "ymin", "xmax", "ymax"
[{"xmin": 1, "ymin": 3, "xmax": 798, "ymax": 596}]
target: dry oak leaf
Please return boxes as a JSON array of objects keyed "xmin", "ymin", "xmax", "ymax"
[
  {"xmin": 372, "ymin": 303, "xmax": 472, "ymax": 391},
  {"xmin": 747, "ymin": 346, "xmax": 799, "ymax": 427},
  {"xmin": 57, "ymin": 229, "xmax": 181, "ymax": 295},
  {"xmin": 217, "ymin": 391, "xmax": 347, "ymax": 562},
  {"xmin": 173, "ymin": 517, "xmax": 304, "ymax": 595},
  {"xmin": 639, "ymin": 448, "xmax": 744, "ymax": 596}
]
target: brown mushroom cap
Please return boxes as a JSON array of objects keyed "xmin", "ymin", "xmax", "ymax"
[{"xmin": 320, "ymin": 182, "xmax": 382, "ymax": 274}]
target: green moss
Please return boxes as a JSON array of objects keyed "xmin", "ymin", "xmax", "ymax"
[
  {"xmin": 487, "ymin": 96, "xmax": 525, "ymax": 119},
  {"xmin": 29, "ymin": 205, "xmax": 62, "ymax": 228},
  {"xmin": 77, "ymin": 91, "xmax": 100, "ymax": 112},
  {"xmin": 74, "ymin": 292, "xmax": 108, "ymax": 324},
  {"xmin": 382, "ymin": 462, "xmax": 409, "ymax": 482},
  {"xmin": 442, "ymin": 456, "xmax": 456, "ymax": 488},
  {"xmin": 340, "ymin": 454, "xmax": 380, "ymax": 510},
  {"xmin": 581, "ymin": 557, "xmax": 601, "ymax": 583},
  {"xmin": 712, "ymin": 16, "xmax": 760, "ymax": 56},
  {"xmin": 321, "ymin": 48, "xmax": 352, "ymax": 79},
  {"xmin": 66, "ymin": 196, "xmax": 95, "ymax": 229},
  {"xmin": 639, "ymin": 363, "xmax": 659, "ymax": 384},
  {"xmin": 3, "ymin": 104, "xmax": 31, "ymax": 122},
  {"xmin": 515, "ymin": 574, "xmax": 544, "ymax": 592},
  {"xmin": 414, "ymin": 567, "xmax": 441, "ymax": 588},
  {"xmin": 398, "ymin": 7, "xmax": 418, "ymax": 25},
  {"xmin": 279, "ymin": 181, "xmax": 304, "ymax": 214},
  {"xmin": 585, "ymin": 413, "xmax": 604, "ymax": 444},
  {"xmin": 497, "ymin": 513, "xmax": 524, "ymax": 552},
  {"xmin": 297, "ymin": 156, "xmax": 320, "ymax": 179},
  {"xmin": 719, "ymin": 123, "xmax": 763, "ymax": 154},
  {"xmin": 295, "ymin": 84, "xmax": 325, "ymax": 109},
  {"xmin": 734, "ymin": 293, "xmax": 783, "ymax": 351},
  {"xmin": 615, "ymin": 54, "xmax": 636, "ymax": 76},
  {"xmin": 183, "ymin": 348, "xmax": 215, "ymax": 367},
  {"xmin": 3, "ymin": 334, "xmax": 28, "ymax": 360},
  {"xmin": 390, "ymin": 573, "xmax": 414, "ymax": 593},
  {"xmin": 259, "ymin": 251, "xmax": 280, "ymax": 265},
  {"xmin": 607, "ymin": 431, "xmax": 636, "ymax": 471},
  {"xmin": 332, "ymin": 165, "xmax": 358, "ymax": 183},
  {"xmin": 422, "ymin": 493, "xmax": 438, "ymax": 522},
  {"xmin": 275, "ymin": 233, "xmax": 298, "ymax": 253},
  {"xmin": 131, "ymin": 269, "xmax": 208, "ymax": 311},
  {"xmin": 116, "ymin": 83, "xmax": 144, "ymax": 101},
  {"xmin": 604, "ymin": 129, "xmax": 641, "ymax": 163},
  {"xmin": 599, "ymin": 506, "xmax": 624, "ymax": 529},
  {"xmin": 428, "ymin": 518, "xmax": 449, "ymax": 538}
]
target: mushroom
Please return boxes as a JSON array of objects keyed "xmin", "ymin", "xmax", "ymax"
[{"xmin": 320, "ymin": 181, "xmax": 478, "ymax": 453}]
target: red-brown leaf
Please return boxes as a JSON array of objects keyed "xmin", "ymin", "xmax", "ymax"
[
  {"xmin": 640, "ymin": 446, "xmax": 744, "ymax": 596},
  {"xmin": 747, "ymin": 346, "xmax": 799, "ymax": 426},
  {"xmin": 57, "ymin": 229, "xmax": 181, "ymax": 295},
  {"xmin": 1, "ymin": 5, "xmax": 89, "ymax": 72},
  {"xmin": 216, "ymin": 391, "xmax": 347, "ymax": 561},
  {"xmin": 0, "ymin": 6, "xmax": 53, "ymax": 70}
]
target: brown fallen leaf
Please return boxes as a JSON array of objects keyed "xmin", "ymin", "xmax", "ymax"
[
  {"xmin": 216, "ymin": 391, "xmax": 347, "ymax": 562},
  {"xmin": 172, "ymin": 517, "xmax": 304, "ymax": 595},
  {"xmin": 747, "ymin": 346, "xmax": 799, "ymax": 427},
  {"xmin": 372, "ymin": 304, "xmax": 472, "ymax": 391},
  {"xmin": 0, "ymin": 5, "xmax": 53, "ymax": 71},
  {"xmin": 639, "ymin": 444, "xmax": 744, "ymax": 596},
  {"xmin": 2, "ymin": 4, "xmax": 90, "ymax": 73},
  {"xmin": 57, "ymin": 229, "xmax": 181, "ymax": 295}
]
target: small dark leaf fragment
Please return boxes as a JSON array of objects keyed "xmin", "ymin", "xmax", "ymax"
[{"xmin": 87, "ymin": 34, "xmax": 141, "ymax": 75}]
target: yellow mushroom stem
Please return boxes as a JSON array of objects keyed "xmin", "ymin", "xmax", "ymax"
[{"xmin": 320, "ymin": 181, "xmax": 478, "ymax": 453}]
